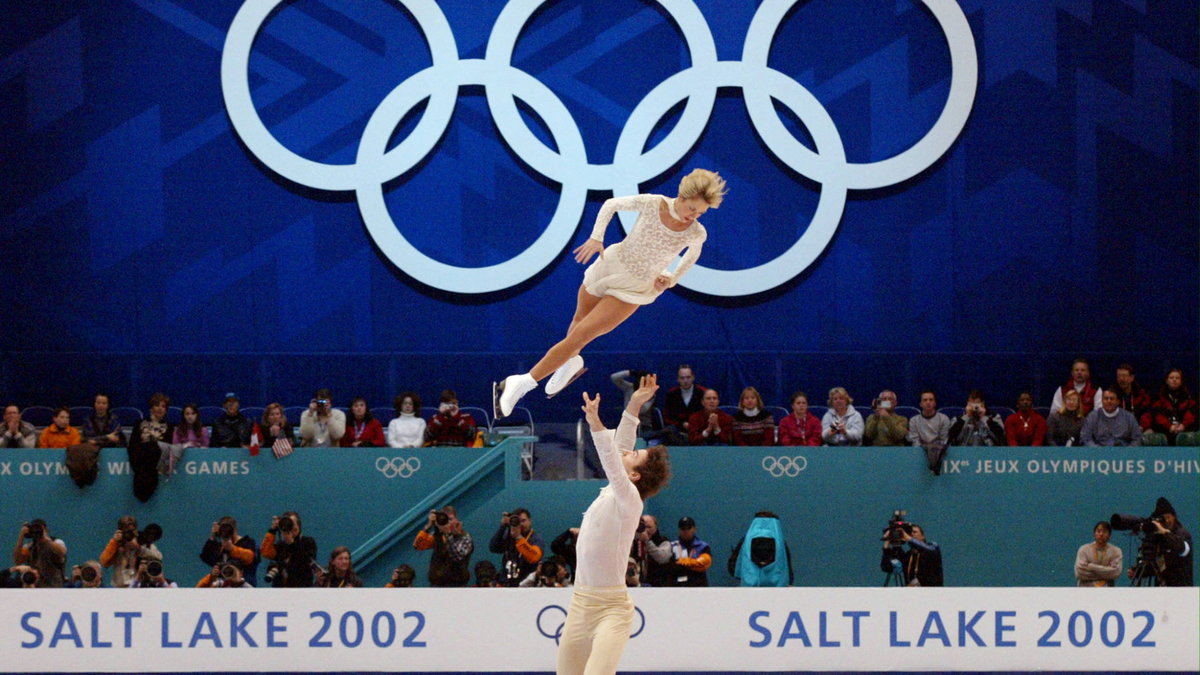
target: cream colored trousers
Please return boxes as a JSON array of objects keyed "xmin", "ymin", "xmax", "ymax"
[{"xmin": 556, "ymin": 586, "xmax": 635, "ymax": 675}]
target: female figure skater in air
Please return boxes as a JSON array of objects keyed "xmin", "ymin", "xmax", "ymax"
[
  {"xmin": 496, "ymin": 169, "xmax": 727, "ymax": 418},
  {"xmin": 557, "ymin": 374, "xmax": 670, "ymax": 675}
]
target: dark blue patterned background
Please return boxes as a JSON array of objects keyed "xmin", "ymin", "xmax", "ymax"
[{"xmin": 1, "ymin": 0, "xmax": 1196, "ymax": 417}]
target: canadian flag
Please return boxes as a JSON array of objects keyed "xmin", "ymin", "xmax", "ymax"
[{"xmin": 249, "ymin": 423, "xmax": 261, "ymax": 456}]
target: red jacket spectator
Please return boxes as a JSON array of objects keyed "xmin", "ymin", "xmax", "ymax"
[
  {"xmin": 1005, "ymin": 409, "xmax": 1046, "ymax": 446},
  {"xmin": 778, "ymin": 413, "xmax": 822, "ymax": 446},
  {"xmin": 341, "ymin": 417, "xmax": 385, "ymax": 447},
  {"xmin": 687, "ymin": 409, "xmax": 734, "ymax": 445}
]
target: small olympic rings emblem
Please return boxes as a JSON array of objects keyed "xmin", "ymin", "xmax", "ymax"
[
  {"xmin": 222, "ymin": 0, "xmax": 976, "ymax": 296},
  {"xmin": 537, "ymin": 604, "xmax": 645, "ymax": 644},
  {"xmin": 375, "ymin": 456, "xmax": 421, "ymax": 479},
  {"xmin": 761, "ymin": 455, "xmax": 806, "ymax": 478}
]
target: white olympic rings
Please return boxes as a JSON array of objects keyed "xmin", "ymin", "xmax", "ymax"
[
  {"xmin": 222, "ymin": 0, "xmax": 976, "ymax": 296},
  {"xmin": 375, "ymin": 456, "xmax": 421, "ymax": 479},
  {"xmin": 761, "ymin": 455, "xmax": 807, "ymax": 477}
]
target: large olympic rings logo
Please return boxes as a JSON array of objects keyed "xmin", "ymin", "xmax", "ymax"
[
  {"xmin": 222, "ymin": 0, "xmax": 976, "ymax": 296},
  {"xmin": 375, "ymin": 456, "xmax": 421, "ymax": 479},
  {"xmin": 761, "ymin": 455, "xmax": 806, "ymax": 477},
  {"xmin": 536, "ymin": 604, "xmax": 645, "ymax": 644}
]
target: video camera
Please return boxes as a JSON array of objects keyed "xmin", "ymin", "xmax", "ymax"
[
  {"xmin": 1110, "ymin": 513, "xmax": 1163, "ymax": 536},
  {"xmin": 880, "ymin": 509, "xmax": 913, "ymax": 546}
]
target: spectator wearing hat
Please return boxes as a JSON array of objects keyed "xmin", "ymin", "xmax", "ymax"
[
  {"xmin": 210, "ymin": 393, "xmax": 253, "ymax": 448},
  {"xmin": 667, "ymin": 517, "xmax": 712, "ymax": 586},
  {"xmin": 1148, "ymin": 497, "xmax": 1193, "ymax": 587}
]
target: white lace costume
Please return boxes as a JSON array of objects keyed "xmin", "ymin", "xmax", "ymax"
[{"xmin": 582, "ymin": 194, "xmax": 707, "ymax": 305}]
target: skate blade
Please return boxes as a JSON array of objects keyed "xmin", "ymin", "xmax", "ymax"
[
  {"xmin": 546, "ymin": 367, "xmax": 588, "ymax": 399},
  {"xmin": 492, "ymin": 380, "xmax": 503, "ymax": 420}
]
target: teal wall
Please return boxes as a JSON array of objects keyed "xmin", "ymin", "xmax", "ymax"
[{"xmin": 1, "ymin": 444, "xmax": 1196, "ymax": 587}]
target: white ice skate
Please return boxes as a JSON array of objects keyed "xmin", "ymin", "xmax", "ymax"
[
  {"xmin": 544, "ymin": 355, "xmax": 587, "ymax": 398},
  {"xmin": 494, "ymin": 373, "xmax": 537, "ymax": 419}
]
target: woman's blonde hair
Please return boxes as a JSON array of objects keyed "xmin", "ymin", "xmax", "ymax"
[
  {"xmin": 678, "ymin": 168, "xmax": 728, "ymax": 207},
  {"xmin": 827, "ymin": 387, "xmax": 853, "ymax": 406},
  {"xmin": 738, "ymin": 386, "xmax": 764, "ymax": 411},
  {"xmin": 1058, "ymin": 389, "xmax": 1084, "ymax": 419}
]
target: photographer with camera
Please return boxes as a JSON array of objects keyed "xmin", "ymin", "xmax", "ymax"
[
  {"xmin": 261, "ymin": 511, "xmax": 319, "ymax": 588},
  {"xmin": 864, "ymin": 390, "xmax": 909, "ymax": 446},
  {"xmin": 99, "ymin": 515, "xmax": 162, "ymax": 588},
  {"xmin": 488, "ymin": 508, "xmax": 544, "ymax": 587},
  {"xmin": 425, "ymin": 390, "xmax": 478, "ymax": 447},
  {"xmin": 11, "ymin": 519, "xmax": 67, "ymax": 587},
  {"xmin": 5, "ymin": 564, "xmax": 40, "ymax": 588},
  {"xmin": 1115, "ymin": 497, "xmax": 1194, "ymax": 587},
  {"xmin": 197, "ymin": 560, "xmax": 251, "ymax": 588},
  {"xmin": 520, "ymin": 555, "xmax": 571, "ymax": 587},
  {"xmin": 131, "ymin": 558, "xmax": 177, "ymax": 588},
  {"xmin": 948, "ymin": 390, "xmax": 1005, "ymax": 446},
  {"xmin": 299, "ymin": 388, "xmax": 346, "ymax": 447},
  {"xmin": 413, "ymin": 505, "xmax": 473, "ymax": 587},
  {"xmin": 879, "ymin": 514, "xmax": 943, "ymax": 587},
  {"xmin": 1074, "ymin": 521, "xmax": 1122, "ymax": 587},
  {"xmin": 200, "ymin": 516, "xmax": 259, "ymax": 586},
  {"xmin": 68, "ymin": 560, "xmax": 105, "ymax": 588},
  {"xmin": 821, "ymin": 387, "xmax": 864, "ymax": 446},
  {"xmin": 387, "ymin": 564, "xmax": 416, "ymax": 588}
]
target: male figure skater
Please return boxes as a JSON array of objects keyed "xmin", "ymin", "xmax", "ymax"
[{"xmin": 557, "ymin": 375, "xmax": 671, "ymax": 675}]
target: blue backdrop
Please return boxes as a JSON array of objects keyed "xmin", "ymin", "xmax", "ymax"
[{"xmin": 1, "ymin": 1, "xmax": 1197, "ymax": 418}]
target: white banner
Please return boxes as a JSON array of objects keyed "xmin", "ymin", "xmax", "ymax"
[{"xmin": 2, "ymin": 588, "xmax": 1196, "ymax": 672}]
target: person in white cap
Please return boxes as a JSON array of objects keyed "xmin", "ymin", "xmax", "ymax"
[{"xmin": 495, "ymin": 169, "xmax": 728, "ymax": 418}]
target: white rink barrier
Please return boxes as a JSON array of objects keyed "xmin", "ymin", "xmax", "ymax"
[{"xmin": 3, "ymin": 587, "xmax": 1197, "ymax": 672}]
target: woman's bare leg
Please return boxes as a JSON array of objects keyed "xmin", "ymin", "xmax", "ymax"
[{"xmin": 530, "ymin": 293, "xmax": 638, "ymax": 380}]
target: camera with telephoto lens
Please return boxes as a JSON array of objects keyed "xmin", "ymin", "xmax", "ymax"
[
  {"xmin": 79, "ymin": 565, "xmax": 98, "ymax": 583},
  {"xmin": 278, "ymin": 516, "xmax": 295, "ymax": 533},
  {"xmin": 21, "ymin": 569, "xmax": 39, "ymax": 587},
  {"xmin": 145, "ymin": 560, "xmax": 163, "ymax": 577},
  {"xmin": 880, "ymin": 509, "xmax": 913, "ymax": 545},
  {"xmin": 25, "ymin": 522, "xmax": 43, "ymax": 540},
  {"xmin": 538, "ymin": 560, "xmax": 560, "ymax": 586},
  {"xmin": 263, "ymin": 563, "xmax": 283, "ymax": 585},
  {"xmin": 1110, "ymin": 513, "xmax": 1163, "ymax": 536},
  {"xmin": 219, "ymin": 563, "xmax": 239, "ymax": 580},
  {"xmin": 508, "ymin": 514, "xmax": 522, "ymax": 528},
  {"xmin": 218, "ymin": 523, "xmax": 234, "ymax": 540},
  {"xmin": 433, "ymin": 511, "xmax": 450, "ymax": 527},
  {"xmin": 636, "ymin": 519, "xmax": 647, "ymax": 534}
]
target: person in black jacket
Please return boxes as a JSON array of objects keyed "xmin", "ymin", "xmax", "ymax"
[
  {"xmin": 200, "ymin": 516, "xmax": 259, "ymax": 586},
  {"xmin": 1147, "ymin": 497, "xmax": 1193, "ymax": 587},
  {"xmin": 127, "ymin": 393, "xmax": 174, "ymax": 501},
  {"xmin": 880, "ymin": 523, "xmax": 943, "ymax": 587},
  {"xmin": 262, "ymin": 511, "xmax": 318, "ymax": 588},
  {"xmin": 210, "ymin": 393, "xmax": 253, "ymax": 448}
]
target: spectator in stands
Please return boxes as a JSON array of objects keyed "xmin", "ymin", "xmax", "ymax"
[
  {"xmin": 82, "ymin": 394, "xmax": 124, "ymax": 448},
  {"xmin": 731, "ymin": 386, "xmax": 775, "ymax": 446},
  {"xmin": 821, "ymin": 387, "xmax": 864, "ymax": 446},
  {"xmin": 387, "ymin": 564, "xmax": 416, "ymax": 588},
  {"xmin": 342, "ymin": 397, "xmax": 385, "ymax": 447},
  {"xmin": 864, "ymin": 390, "xmax": 908, "ymax": 446},
  {"xmin": 1005, "ymin": 392, "xmax": 1046, "ymax": 446},
  {"xmin": 637, "ymin": 515, "xmax": 674, "ymax": 587},
  {"xmin": 12, "ymin": 519, "xmax": 67, "ymax": 587},
  {"xmin": 908, "ymin": 390, "xmax": 951, "ymax": 474},
  {"xmin": 172, "ymin": 404, "xmax": 209, "ymax": 448},
  {"xmin": 663, "ymin": 364, "xmax": 707, "ymax": 443},
  {"xmin": 1113, "ymin": 363, "xmax": 1152, "ymax": 419},
  {"xmin": 688, "ymin": 389, "xmax": 733, "ymax": 445},
  {"xmin": 197, "ymin": 560, "xmax": 251, "ymax": 588},
  {"xmin": 948, "ymin": 390, "xmax": 1005, "ymax": 446},
  {"xmin": 473, "ymin": 560, "xmax": 499, "ymax": 587},
  {"xmin": 317, "ymin": 546, "xmax": 364, "ymax": 588},
  {"xmin": 201, "ymin": 516, "xmax": 259, "ymax": 586},
  {"xmin": 387, "ymin": 392, "xmax": 426, "ymax": 448},
  {"xmin": 2, "ymin": 405, "xmax": 38, "ymax": 448},
  {"xmin": 210, "ymin": 393, "xmax": 252, "ymax": 448},
  {"xmin": 667, "ymin": 516, "xmax": 712, "ymax": 586},
  {"xmin": 1074, "ymin": 521, "xmax": 1122, "ymax": 587},
  {"xmin": 488, "ymin": 507, "xmax": 544, "ymax": 587},
  {"xmin": 414, "ymin": 505, "xmax": 473, "ymax": 587},
  {"xmin": 778, "ymin": 391, "xmax": 822, "ymax": 447},
  {"xmin": 1140, "ymin": 369, "xmax": 1197, "ymax": 446},
  {"xmin": 425, "ymin": 390, "xmax": 478, "ymax": 447},
  {"xmin": 262, "ymin": 511, "xmax": 318, "ymax": 588},
  {"xmin": 1046, "ymin": 389, "xmax": 1086, "ymax": 446},
  {"xmin": 99, "ymin": 515, "xmax": 161, "ymax": 588},
  {"xmin": 611, "ymin": 369, "xmax": 662, "ymax": 439},
  {"xmin": 299, "ymin": 388, "xmax": 346, "ymax": 447},
  {"xmin": 880, "ymin": 523, "xmax": 943, "ymax": 586},
  {"xmin": 38, "ymin": 407, "xmax": 81, "ymax": 448},
  {"xmin": 259, "ymin": 403, "xmax": 295, "ymax": 449},
  {"xmin": 1081, "ymin": 388, "xmax": 1142, "ymax": 446},
  {"xmin": 131, "ymin": 558, "xmax": 178, "ymax": 588},
  {"xmin": 127, "ymin": 393, "xmax": 173, "ymax": 501},
  {"xmin": 68, "ymin": 560, "xmax": 104, "ymax": 588},
  {"xmin": 1050, "ymin": 358, "xmax": 1103, "ymax": 416},
  {"xmin": 728, "ymin": 511, "xmax": 793, "ymax": 586}
]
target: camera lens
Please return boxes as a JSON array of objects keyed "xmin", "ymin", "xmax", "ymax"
[
  {"xmin": 146, "ymin": 561, "xmax": 163, "ymax": 577},
  {"xmin": 278, "ymin": 517, "xmax": 295, "ymax": 533},
  {"xmin": 218, "ymin": 524, "xmax": 234, "ymax": 539},
  {"xmin": 508, "ymin": 514, "xmax": 521, "ymax": 528},
  {"xmin": 80, "ymin": 566, "xmax": 98, "ymax": 582},
  {"xmin": 21, "ymin": 570, "xmax": 37, "ymax": 586},
  {"xmin": 220, "ymin": 564, "xmax": 238, "ymax": 580},
  {"xmin": 435, "ymin": 512, "xmax": 450, "ymax": 526}
]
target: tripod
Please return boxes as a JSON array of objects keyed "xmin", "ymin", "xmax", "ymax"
[{"xmin": 883, "ymin": 553, "xmax": 906, "ymax": 587}]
